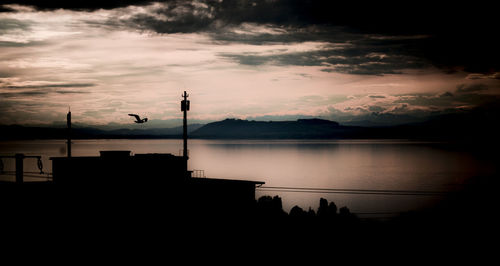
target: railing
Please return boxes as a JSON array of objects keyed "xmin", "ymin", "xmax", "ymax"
[
  {"xmin": 191, "ymin": 169, "xmax": 205, "ymax": 178},
  {"xmin": 0, "ymin": 154, "xmax": 52, "ymax": 183}
]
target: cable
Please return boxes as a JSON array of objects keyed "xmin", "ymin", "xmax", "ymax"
[{"xmin": 257, "ymin": 186, "xmax": 448, "ymax": 196}]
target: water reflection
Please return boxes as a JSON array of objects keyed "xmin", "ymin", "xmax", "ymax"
[{"xmin": 1, "ymin": 139, "xmax": 495, "ymax": 217}]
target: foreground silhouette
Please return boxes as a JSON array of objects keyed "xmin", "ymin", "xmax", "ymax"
[{"xmin": 1, "ymin": 179, "xmax": 496, "ymax": 258}]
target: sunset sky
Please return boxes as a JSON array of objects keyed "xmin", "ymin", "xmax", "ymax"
[{"xmin": 1, "ymin": 1, "xmax": 498, "ymax": 127}]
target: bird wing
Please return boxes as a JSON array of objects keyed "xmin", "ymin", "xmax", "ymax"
[{"xmin": 128, "ymin": 114, "xmax": 141, "ymax": 120}]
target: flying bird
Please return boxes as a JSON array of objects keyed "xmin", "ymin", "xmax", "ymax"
[{"xmin": 128, "ymin": 114, "xmax": 148, "ymax": 123}]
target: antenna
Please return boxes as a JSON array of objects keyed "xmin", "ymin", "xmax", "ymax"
[
  {"xmin": 181, "ymin": 91, "xmax": 190, "ymax": 160},
  {"xmin": 67, "ymin": 107, "xmax": 72, "ymax": 158}
]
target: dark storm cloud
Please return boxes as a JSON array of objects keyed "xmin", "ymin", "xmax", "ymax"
[
  {"xmin": 0, "ymin": 90, "xmax": 47, "ymax": 97},
  {"xmin": 456, "ymin": 83, "xmax": 489, "ymax": 93},
  {"xmin": 210, "ymin": 25, "xmax": 358, "ymax": 46},
  {"xmin": 4, "ymin": 83, "xmax": 96, "ymax": 89},
  {"xmin": 3, "ymin": 0, "xmax": 498, "ymax": 74},
  {"xmin": 220, "ymin": 46, "xmax": 425, "ymax": 75},
  {"xmin": 0, "ymin": 89, "xmax": 90, "ymax": 98},
  {"xmin": 0, "ymin": 41, "xmax": 42, "ymax": 47},
  {"xmin": 368, "ymin": 105, "xmax": 386, "ymax": 112},
  {"xmin": 0, "ymin": 1, "xmax": 155, "ymax": 11},
  {"xmin": 393, "ymin": 87, "xmax": 496, "ymax": 110},
  {"xmin": 123, "ymin": 1, "xmax": 498, "ymax": 75},
  {"xmin": 210, "ymin": 25, "xmax": 433, "ymax": 74},
  {"xmin": 127, "ymin": 6, "xmax": 214, "ymax": 34},
  {"xmin": 394, "ymin": 94, "xmax": 457, "ymax": 107},
  {"xmin": 466, "ymin": 73, "xmax": 500, "ymax": 80},
  {"xmin": 440, "ymin": 92, "xmax": 454, "ymax": 97},
  {"xmin": 0, "ymin": 18, "xmax": 30, "ymax": 31},
  {"xmin": 0, "ymin": 83, "xmax": 95, "ymax": 97},
  {"xmin": 54, "ymin": 90, "xmax": 91, "ymax": 94}
]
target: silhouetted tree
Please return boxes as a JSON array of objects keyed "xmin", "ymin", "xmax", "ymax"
[
  {"xmin": 339, "ymin": 206, "xmax": 358, "ymax": 225},
  {"xmin": 253, "ymin": 196, "xmax": 359, "ymax": 228},
  {"xmin": 339, "ymin": 206, "xmax": 351, "ymax": 217},
  {"xmin": 307, "ymin": 207, "xmax": 316, "ymax": 217},
  {"xmin": 317, "ymin": 198, "xmax": 338, "ymax": 219},
  {"xmin": 272, "ymin": 195, "xmax": 283, "ymax": 211},
  {"xmin": 290, "ymin": 205, "xmax": 306, "ymax": 217},
  {"xmin": 317, "ymin": 198, "xmax": 329, "ymax": 217},
  {"xmin": 328, "ymin": 202, "xmax": 338, "ymax": 217},
  {"xmin": 256, "ymin": 195, "xmax": 286, "ymax": 218}
]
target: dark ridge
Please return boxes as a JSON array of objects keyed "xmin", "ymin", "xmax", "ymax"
[
  {"xmin": 190, "ymin": 111, "xmax": 500, "ymax": 140},
  {"xmin": 190, "ymin": 118, "xmax": 344, "ymax": 139},
  {"xmin": 0, "ymin": 124, "xmax": 203, "ymax": 140},
  {"xmin": 2, "ymin": 103, "xmax": 500, "ymax": 141}
]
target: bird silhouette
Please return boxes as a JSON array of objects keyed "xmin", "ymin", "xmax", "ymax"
[{"xmin": 128, "ymin": 114, "xmax": 148, "ymax": 123}]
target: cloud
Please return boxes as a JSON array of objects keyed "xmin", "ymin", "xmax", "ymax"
[
  {"xmin": 456, "ymin": 83, "xmax": 489, "ymax": 93},
  {"xmin": 4, "ymin": 1, "xmax": 498, "ymax": 74},
  {"xmin": 466, "ymin": 73, "xmax": 500, "ymax": 80},
  {"xmin": 0, "ymin": 90, "xmax": 47, "ymax": 97},
  {"xmin": 4, "ymin": 83, "xmax": 96, "ymax": 89},
  {"xmin": 83, "ymin": 108, "xmax": 117, "ymax": 118},
  {"xmin": 125, "ymin": 1, "xmax": 216, "ymax": 34},
  {"xmin": 0, "ymin": 17, "xmax": 34, "ymax": 43},
  {"xmin": 368, "ymin": 105, "xmax": 385, "ymax": 112},
  {"xmin": 326, "ymin": 90, "xmax": 500, "ymax": 125},
  {"xmin": 0, "ymin": 1, "xmax": 155, "ymax": 11},
  {"xmin": 116, "ymin": 1, "xmax": 499, "ymax": 74},
  {"xmin": 0, "ymin": 82, "xmax": 95, "ymax": 99},
  {"xmin": 440, "ymin": 92, "xmax": 454, "ymax": 97},
  {"xmin": 0, "ymin": 89, "xmax": 91, "ymax": 98},
  {"xmin": 1, "ymin": 1, "xmax": 499, "ymax": 126},
  {"xmin": 0, "ymin": 18, "xmax": 31, "ymax": 32},
  {"xmin": 220, "ymin": 46, "xmax": 425, "ymax": 75},
  {"xmin": 391, "ymin": 103, "xmax": 408, "ymax": 113},
  {"xmin": 392, "ymin": 89, "xmax": 498, "ymax": 112},
  {"xmin": 54, "ymin": 90, "xmax": 91, "ymax": 94},
  {"xmin": 209, "ymin": 24, "xmax": 432, "ymax": 75},
  {"xmin": 323, "ymin": 105, "xmax": 427, "ymax": 126}
]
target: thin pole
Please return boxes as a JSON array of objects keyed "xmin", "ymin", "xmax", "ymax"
[
  {"xmin": 15, "ymin": 153, "xmax": 24, "ymax": 183},
  {"xmin": 182, "ymin": 91, "xmax": 188, "ymax": 159},
  {"xmin": 67, "ymin": 109, "xmax": 71, "ymax": 158}
]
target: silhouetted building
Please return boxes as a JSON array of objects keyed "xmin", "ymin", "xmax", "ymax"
[
  {"xmin": 50, "ymin": 150, "xmax": 264, "ymax": 214},
  {"xmin": 51, "ymin": 151, "xmax": 188, "ymax": 185},
  {"xmin": 32, "ymin": 91, "xmax": 264, "ymax": 216}
]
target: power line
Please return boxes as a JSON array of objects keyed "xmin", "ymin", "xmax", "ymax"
[{"xmin": 257, "ymin": 186, "xmax": 448, "ymax": 196}]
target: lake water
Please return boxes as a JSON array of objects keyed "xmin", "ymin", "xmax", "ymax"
[{"xmin": 1, "ymin": 139, "xmax": 496, "ymax": 218}]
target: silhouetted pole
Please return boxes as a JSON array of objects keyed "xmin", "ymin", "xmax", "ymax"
[
  {"xmin": 67, "ymin": 108, "xmax": 71, "ymax": 158},
  {"xmin": 181, "ymin": 91, "xmax": 190, "ymax": 160},
  {"xmin": 15, "ymin": 153, "xmax": 24, "ymax": 184}
]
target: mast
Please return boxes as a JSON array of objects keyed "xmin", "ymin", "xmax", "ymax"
[
  {"xmin": 67, "ymin": 107, "xmax": 71, "ymax": 158},
  {"xmin": 181, "ymin": 91, "xmax": 190, "ymax": 159}
]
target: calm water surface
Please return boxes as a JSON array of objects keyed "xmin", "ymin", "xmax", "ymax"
[{"xmin": 1, "ymin": 139, "xmax": 496, "ymax": 217}]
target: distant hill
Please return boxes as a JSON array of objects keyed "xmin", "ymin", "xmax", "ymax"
[
  {"xmin": 2, "ymin": 103, "xmax": 499, "ymax": 141},
  {"xmin": 191, "ymin": 118, "xmax": 355, "ymax": 139},
  {"xmin": 191, "ymin": 109, "xmax": 500, "ymax": 140},
  {"xmin": 104, "ymin": 124, "xmax": 204, "ymax": 136},
  {"xmin": 0, "ymin": 124, "xmax": 204, "ymax": 140}
]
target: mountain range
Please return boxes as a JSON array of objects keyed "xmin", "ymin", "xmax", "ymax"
[
  {"xmin": 0, "ymin": 124, "xmax": 204, "ymax": 140},
  {"xmin": 1, "ymin": 104, "xmax": 499, "ymax": 140},
  {"xmin": 190, "ymin": 118, "xmax": 344, "ymax": 139}
]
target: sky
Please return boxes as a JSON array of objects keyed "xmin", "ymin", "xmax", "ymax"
[{"xmin": 0, "ymin": 0, "xmax": 499, "ymax": 127}]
